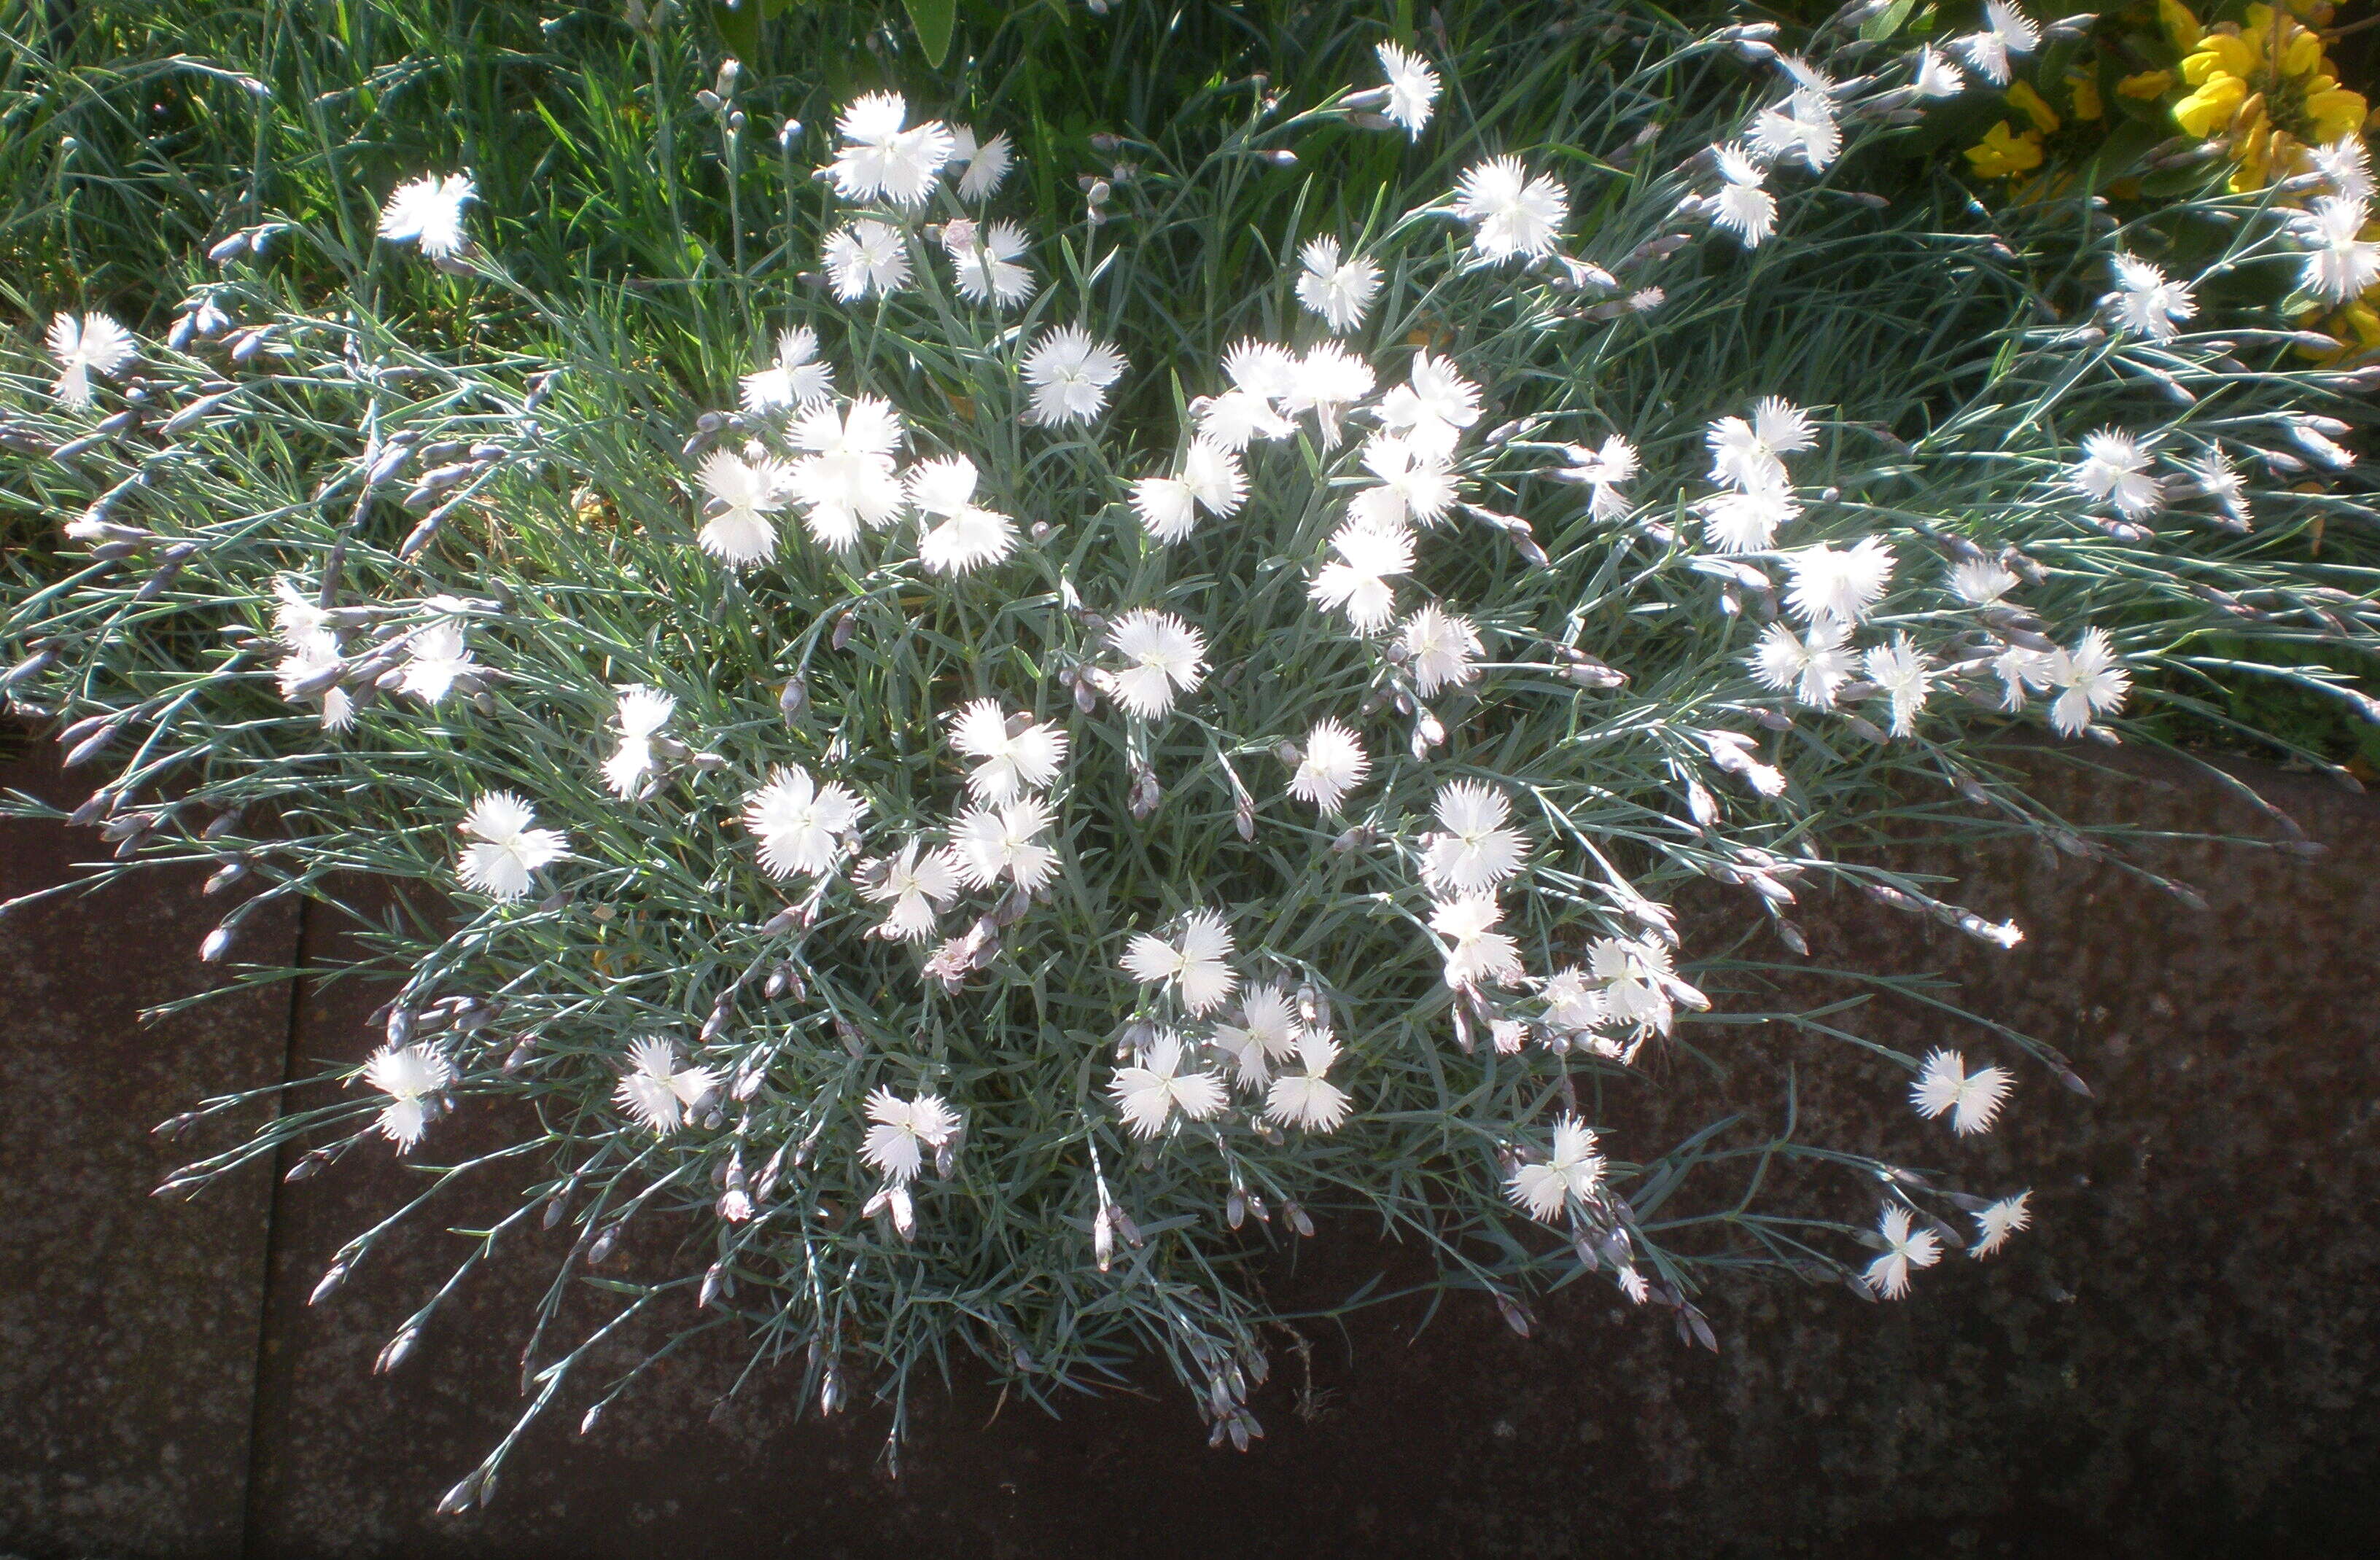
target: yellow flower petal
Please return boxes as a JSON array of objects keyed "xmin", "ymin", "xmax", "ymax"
[
  {"xmin": 2068, "ymin": 71, "xmax": 2104, "ymax": 122},
  {"xmin": 2309, "ymin": 90, "xmax": 2369, "ymax": 144},
  {"xmin": 1964, "ymin": 121, "xmax": 2045, "ymax": 178},
  {"xmin": 2174, "ymin": 75, "xmax": 2245, "ymax": 136},
  {"xmin": 2281, "ymin": 28, "xmax": 2322, "ymax": 81},
  {"xmin": 2118, "ymin": 70, "xmax": 2175, "ymax": 101},
  {"xmin": 2183, "ymin": 37, "xmax": 2255, "ymax": 85},
  {"xmin": 2007, "ymin": 79, "xmax": 2061, "ymax": 135}
]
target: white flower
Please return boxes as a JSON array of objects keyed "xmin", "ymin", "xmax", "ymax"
[
  {"xmin": 1194, "ymin": 387, "xmax": 1296, "ymax": 451},
  {"xmin": 947, "ymin": 125, "xmax": 1014, "ymax": 200},
  {"xmin": 1707, "ymin": 397, "xmax": 1816, "ymax": 491},
  {"xmin": 1222, "ymin": 338, "xmax": 1302, "ymax": 403},
  {"xmin": 1700, "ymin": 483, "xmax": 1800, "ymax": 553},
  {"xmin": 602, "ymin": 685, "xmax": 676, "ymax": 798},
  {"xmin": 2039, "ymin": 627, "xmax": 2130, "ymax": 736},
  {"xmin": 1452, "ymin": 155, "xmax": 1566, "ymax": 262},
  {"xmin": 1992, "ymin": 645, "xmax": 2052, "ymax": 711},
  {"xmin": 861, "ymin": 1086, "xmax": 960, "ymax": 1182},
  {"xmin": 858, "ymin": 840, "xmax": 962, "ymax": 941},
  {"xmin": 398, "ymin": 620, "xmax": 476, "ymax": 706},
  {"xmin": 275, "ymin": 628, "xmax": 354, "ymax": 733},
  {"xmin": 742, "ymin": 764, "xmax": 868, "ymax": 879},
  {"xmin": 1910, "ymin": 1047, "xmax": 2014, "ymax": 1135},
  {"xmin": 378, "ymin": 172, "xmax": 475, "ymax": 259},
  {"xmin": 1862, "ymin": 635, "xmax": 1934, "ymax": 738},
  {"xmin": 828, "ymin": 91, "xmax": 954, "ymax": 206},
  {"xmin": 1021, "ymin": 324, "xmax": 1127, "ymax": 426},
  {"xmin": 1121, "ymin": 908, "xmax": 1238, "ymax": 1015},
  {"xmin": 1429, "ymin": 894, "xmax": 1525, "ymax": 990},
  {"xmin": 1539, "ymin": 967, "xmax": 1604, "ymax": 1032},
  {"xmin": 1310, "ymin": 521, "xmax": 1414, "ymax": 631},
  {"xmin": 1263, "ymin": 1029, "xmax": 1352, "ymax": 1130},
  {"xmin": 919, "ymin": 503, "xmax": 1016, "ymax": 574},
  {"xmin": 950, "ymin": 796, "xmax": 1060, "ymax": 892},
  {"xmin": 1109, "ymin": 1031, "xmax": 1229, "ymax": 1138},
  {"xmin": 45, "ymin": 311, "xmax": 136, "ymax": 408},
  {"xmin": 1102, "ymin": 609, "xmax": 1207, "ymax": 719},
  {"xmin": 2290, "ymin": 196, "xmax": 2380, "ymax": 303},
  {"xmin": 457, "ymin": 792, "xmax": 569, "ymax": 902},
  {"xmin": 1129, "ymin": 475, "xmax": 1199, "ymax": 545},
  {"xmin": 1131, "ymin": 438, "xmax": 1245, "ymax": 544},
  {"xmin": 271, "ymin": 575, "xmax": 332, "ymax": 644},
  {"xmin": 1506, "ymin": 1115, "xmax": 1605, "ymax": 1220},
  {"xmin": 2188, "ymin": 448, "xmax": 2252, "ymax": 526},
  {"xmin": 2309, "ymin": 133, "xmax": 2374, "ymax": 205},
  {"xmin": 1399, "ymin": 605, "xmax": 1482, "ymax": 697},
  {"xmin": 1749, "ymin": 618, "xmax": 1858, "ymax": 710},
  {"xmin": 1948, "ymin": 558, "xmax": 2018, "ymax": 605},
  {"xmin": 823, "ymin": 219, "xmax": 911, "ymax": 300},
  {"xmin": 364, "ymin": 1042, "xmax": 454, "ymax": 1149},
  {"xmin": 1283, "ymin": 341, "xmax": 1377, "ymax": 446},
  {"xmin": 1749, "ymin": 85, "xmax": 1841, "ymax": 173},
  {"xmin": 2071, "ymin": 429, "xmax": 2162, "ymax": 520},
  {"xmin": 1422, "ymin": 780, "xmax": 1529, "ymax": 894},
  {"xmin": 1709, "ymin": 142, "xmax": 1776, "ymax": 248},
  {"xmin": 1375, "ymin": 351, "xmax": 1482, "ymax": 453},
  {"xmin": 1863, "ymin": 1205, "xmax": 1943, "ymax": 1298},
  {"xmin": 1374, "ymin": 41, "xmax": 1441, "ymax": 136},
  {"xmin": 948, "ymin": 698, "xmax": 1068, "ymax": 803},
  {"xmin": 788, "ymin": 397, "xmax": 906, "ymax": 549},
  {"xmin": 1289, "ymin": 718, "xmax": 1370, "ymax": 813},
  {"xmin": 1784, "ymin": 536, "xmax": 1895, "ymax": 626},
  {"xmin": 1590, "ymin": 935, "xmax": 1681, "ymax": 1037},
  {"xmin": 614, "ymin": 1036, "xmax": 720, "ymax": 1135},
  {"xmin": 2107, "ymin": 256, "xmax": 2196, "ymax": 343},
  {"xmin": 1347, "ymin": 434, "xmax": 1458, "ymax": 531},
  {"xmin": 1563, "ymin": 435, "xmax": 1641, "ymax": 521},
  {"xmin": 1213, "ymin": 984, "xmax": 1302, "ymax": 1090},
  {"xmin": 696, "ymin": 448, "xmax": 793, "ymax": 565},
  {"xmin": 1913, "ymin": 44, "xmax": 1965, "ymax": 98},
  {"xmin": 909, "ymin": 454, "xmax": 1015, "ymax": 574},
  {"xmin": 742, "ymin": 326, "xmax": 836, "ymax": 413},
  {"xmin": 1951, "ymin": 0, "xmax": 2039, "ymax": 88},
  {"xmin": 1294, "ymin": 235, "xmax": 1382, "ymax": 333},
  {"xmin": 1970, "ymin": 1190, "xmax": 2033, "ymax": 1257},
  {"xmin": 942, "ymin": 217, "xmax": 1034, "ymax": 307}
]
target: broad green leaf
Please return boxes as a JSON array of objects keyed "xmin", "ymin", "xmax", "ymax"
[{"xmin": 902, "ymin": 0, "xmax": 957, "ymax": 66}]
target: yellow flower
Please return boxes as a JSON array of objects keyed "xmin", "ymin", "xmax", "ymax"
[
  {"xmin": 1966, "ymin": 121, "xmax": 2045, "ymax": 178},
  {"xmin": 2181, "ymin": 35, "xmax": 2255, "ymax": 87},
  {"xmin": 2068, "ymin": 71, "xmax": 2104, "ymax": 122},
  {"xmin": 2308, "ymin": 87, "xmax": 2369, "ymax": 144},
  {"xmin": 2008, "ymin": 80, "xmax": 2061, "ymax": 135},
  {"xmin": 2158, "ymin": 0, "xmax": 2203, "ymax": 51},
  {"xmin": 2118, "ymin": 70, "xmax": 2175, "ymax": 101},
  {"xmin": 2174, "ymin": 71, "xmax": 2246, "ymax": 136},
  {"xmin": 2283, "ymin": 28, "xmax": 2322, "ymax": 78}
]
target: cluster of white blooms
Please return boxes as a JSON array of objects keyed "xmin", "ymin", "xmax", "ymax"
[{"xmin": 342, "ymin": 39, "xmax": 2152, "ymax": 1287}]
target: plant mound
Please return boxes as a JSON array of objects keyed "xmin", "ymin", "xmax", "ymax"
[{"xmin": 4, "ymin": 3, "xmax": 2376, "ymax": 1502}]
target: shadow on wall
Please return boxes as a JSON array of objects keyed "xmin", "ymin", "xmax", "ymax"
[{"xmin": 3, "ymin": 732, "xmax": 2379, "ymax": 1560}]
